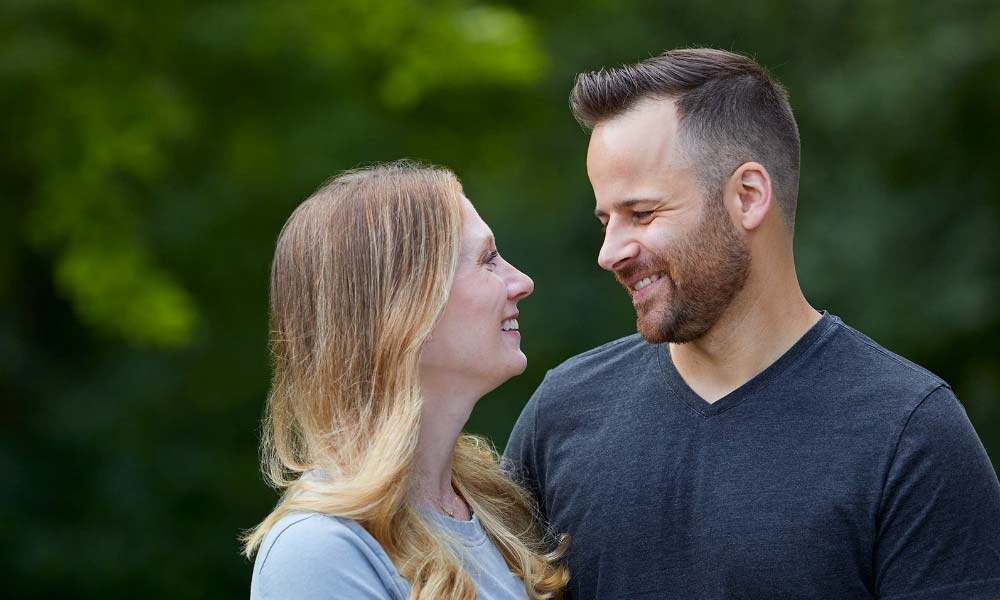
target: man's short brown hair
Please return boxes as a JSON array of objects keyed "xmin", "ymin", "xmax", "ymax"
[{"xmin": 570, "ymin": 48, "xmax": 801, "ymax": 230}]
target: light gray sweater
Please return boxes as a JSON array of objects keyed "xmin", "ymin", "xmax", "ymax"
[{"xmin": 250, "ymin": 510, "xmax": 530, "ymax": 599}]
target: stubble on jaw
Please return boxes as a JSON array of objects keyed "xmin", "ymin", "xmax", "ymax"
[{"xmin": 620, "ymin": 191, "xmax": 751, "ymax": 345}]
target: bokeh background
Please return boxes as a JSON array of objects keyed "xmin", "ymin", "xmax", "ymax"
[{"xmin": 3, "ymin": 0, "xmax": 999, "ymax": 596}]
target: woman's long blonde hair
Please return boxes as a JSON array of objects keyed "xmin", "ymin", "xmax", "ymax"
[{"xmin": 242, "ymin": 161, "xmax": 568, "ymax": 599}]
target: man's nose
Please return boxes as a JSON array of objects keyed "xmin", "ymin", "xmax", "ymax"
[{"xmin": 598, "ymin": 221, "xmax": 639, "ymax": 272}]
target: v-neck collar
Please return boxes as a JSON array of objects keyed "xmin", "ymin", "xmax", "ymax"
[{"xmin": 655, "ymin": 312, "xmax": 837, "ymax": 417}]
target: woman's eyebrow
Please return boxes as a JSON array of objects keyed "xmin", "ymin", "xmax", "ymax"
[
  {"xmin": 480, "ymin": 234, "xmax": 495, "ymax": 254},
  {"xmin": 468, "ymin": 234, "xmax": 495, "ymax": 261}
]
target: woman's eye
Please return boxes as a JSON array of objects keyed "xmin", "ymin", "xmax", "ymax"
[{"xmin": 483, "ymin": 250, "xmax": 499, "ymax": 267}]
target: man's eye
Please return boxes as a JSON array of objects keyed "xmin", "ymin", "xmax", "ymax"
[{"xmin": 633, "ymin": 211, "xmax": 654, "ymax": 221}]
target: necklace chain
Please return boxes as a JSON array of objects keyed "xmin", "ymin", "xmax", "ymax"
[{"xmin": 440, "ymin": 487, "xmax": 460, "ymax": 518}]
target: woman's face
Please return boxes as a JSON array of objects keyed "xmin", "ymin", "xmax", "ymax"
[{"xmin": 419, "ymin": 196, "xmax": 534, "ymax": 397}]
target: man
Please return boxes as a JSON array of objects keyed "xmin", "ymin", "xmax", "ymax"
[{"xmin": 505, "ymin": 48, "xmax": 1000, "ymax": 599}]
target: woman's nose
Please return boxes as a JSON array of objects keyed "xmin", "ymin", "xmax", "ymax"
[{"xmin": 507, "ymin": 263, "xmax": 534, "ymax": 301}]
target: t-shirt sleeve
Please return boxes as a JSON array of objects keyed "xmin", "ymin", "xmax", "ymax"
[
  {"xmin": 252, "ymin": 515, "xmax": 401, "ymax": 600},
  {"xmin": 875, "ymin": 384, "xmax": 1000, "ymax": 599},
  {"xmin": 503, "ymin": 376, "xmax": 545, "ymax": 513}
]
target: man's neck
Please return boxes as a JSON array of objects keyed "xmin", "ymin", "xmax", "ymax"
[{"xmin": 669, "ymin": 279, "xmax": 820, "ymax": 404}]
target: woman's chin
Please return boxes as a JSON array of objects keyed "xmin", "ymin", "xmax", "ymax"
[
  {"xmin": 484, "ymin": 354, "xmax": 529, "ymax": 393},
  {"xmin": 510, "ymin": 350, "xmax": 528, "ymax": 376}
]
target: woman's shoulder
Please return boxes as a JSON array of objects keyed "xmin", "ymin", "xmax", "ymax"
[
  {"xmin": 251, "ymin": 511, "xmax": 410, "ymax": 599},
  {"xmin": 256, "ymin": 512, "xmax": 385, "ymax": 565}
]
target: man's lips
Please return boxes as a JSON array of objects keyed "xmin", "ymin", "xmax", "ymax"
[
  {"xmin": 618, "ymin": 271, "xmax": 664, "ymax": 291},
  {"xmin": 614, "ymin": 268, "xmax": 668, "ymax": 305},
  {"xmin": 629, "ymin": 275, "xmax": 663, "ymax": 302}
]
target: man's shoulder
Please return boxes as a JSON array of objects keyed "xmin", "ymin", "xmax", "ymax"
[
  {"xmin": 824, "ymin": 315, "xmax": 947, "ymax": 395},
  {"xmin": 534, "ymin": 332, "xmax": 656, "ymax": 399},
  {"xmin": 550, "ymin": 332, "xmax": 653, "ymax": 375}
]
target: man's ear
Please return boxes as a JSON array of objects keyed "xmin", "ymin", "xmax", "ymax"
[{"xmin": 727, "ymin": 162, "xmax": 773, "ymax": 232}]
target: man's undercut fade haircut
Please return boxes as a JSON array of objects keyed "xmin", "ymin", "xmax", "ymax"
[{"xmin": 570, "ymin": 48, "xmax": 801, "ymax": 230}]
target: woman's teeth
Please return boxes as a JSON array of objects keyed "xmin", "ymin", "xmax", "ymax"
[
  {"xmin": 632, "ymin": 274, "xmax": 661, "ymax": 291},
  {"xmin": 501, "ymin": 319, "xmax": 519, "ymax": 331}
]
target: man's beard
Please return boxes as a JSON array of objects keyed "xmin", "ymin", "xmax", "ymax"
[{"xmin": 618, "ymin": 192, "xmax": 751, "ymax": 344}]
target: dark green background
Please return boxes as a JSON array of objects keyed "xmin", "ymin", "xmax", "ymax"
[{"xmin": 3, "ymin": 0, "xmax": 998, "ymax": 596}]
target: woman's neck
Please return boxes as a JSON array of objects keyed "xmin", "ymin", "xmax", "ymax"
[{"xmin": 413, "ymin": 382, "xmax": 477, "ymax": 520}]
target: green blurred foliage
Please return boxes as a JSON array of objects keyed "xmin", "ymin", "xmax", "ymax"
[{"xmin": 1, "ymin": 0, "xmax": 998, "ymax": 596}]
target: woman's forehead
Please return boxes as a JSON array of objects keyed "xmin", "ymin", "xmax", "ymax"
[{"xmin": 460, "ymin": 196, "xmax": 494, "ymax": 252}]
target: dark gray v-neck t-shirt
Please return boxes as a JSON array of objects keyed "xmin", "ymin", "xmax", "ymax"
[{"xmin": 504, "ymin": 313, "xmax": 1000, "ymax": 599}]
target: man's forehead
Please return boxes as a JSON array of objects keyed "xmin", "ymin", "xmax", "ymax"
[
  {"xmin": 587, "ymin": 152, "xmax": 692, "ymax": 204},
  {"xmin": 588, "ymin": 101, "xmax": 685, "ymax": 177},
  {"xmin": 592, "ymin": 98, "xmax": 681, "ymax": 142}
]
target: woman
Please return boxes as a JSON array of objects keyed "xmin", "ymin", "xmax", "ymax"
[{"xmin": 243, "ymin": 161, "xmax": 569, "ymax": 599}]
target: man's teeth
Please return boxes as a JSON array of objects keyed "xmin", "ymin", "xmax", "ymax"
[
  {"xmin": 501, "ymin": 319, "xmax": 519, "ymax": 331},
  {"xmin": 632, "ymin": 274, "xmax": 661, "ymax": 291}
]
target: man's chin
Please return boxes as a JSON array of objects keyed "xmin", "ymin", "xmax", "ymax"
[
  {"xmin": 637, "ymin": 329, "xmax": 669, "ymax": 344},
  {"xmin": 636, "ymin": 312, "xmax": 672, "ymax": 344},
  {"xmin": 636, "ymin": 310, "xmax": 706, "ymax": 345}
]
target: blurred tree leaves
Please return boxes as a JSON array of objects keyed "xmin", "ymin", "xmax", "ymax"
[
  {"xmin": 2, "ymin": 0, "xmax": 998, "ymax": 597},
  {"xmin": 5, "ymin": 0, "xmax": 545, "ymax": 347}
]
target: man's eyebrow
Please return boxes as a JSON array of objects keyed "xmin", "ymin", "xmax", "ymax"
[{"xmin": 594, "ymin": 198, "xmax": 659, "ymax": 219}]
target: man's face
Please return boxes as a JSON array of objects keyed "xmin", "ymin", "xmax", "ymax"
[{"xmin": 588, "ymin": 99, "xmax": 750, "ymax": 344}]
